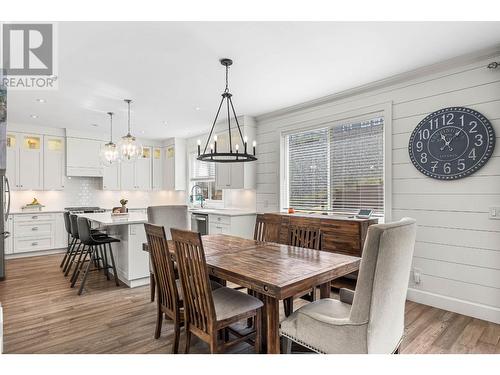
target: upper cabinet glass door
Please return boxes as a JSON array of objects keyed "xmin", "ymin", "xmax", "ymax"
[{"xmin": 23, "ymin": 136, "xmax": 41, "ymax": 150}]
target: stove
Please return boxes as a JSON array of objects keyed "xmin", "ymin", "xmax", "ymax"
[{"xmin": 64, "ymin": 206, "xmax": 105, "ymax": 214}]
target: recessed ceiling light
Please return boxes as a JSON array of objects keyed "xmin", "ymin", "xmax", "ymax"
[
  {"xmin": 91, "ymin": 123, "xmax": 99, "ymax": 127},
  {"xmin": 30, "ymin": 114, "xmax": 38, "ymax": 119},
  {"xmin": 163, "ymin": 121, "xmax": 168, "ymax": 126},
  {"xmin": 195, "ymin": 107, "xmax": 201, "ymax": 111},
  {"xmin": 35, "ymin": 98, "xmax": 46, "ymax": 103}
]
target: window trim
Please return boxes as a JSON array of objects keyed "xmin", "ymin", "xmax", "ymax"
[{"xmin": 279, "ymin": 103, "xmax": 392, "ymax": 221}]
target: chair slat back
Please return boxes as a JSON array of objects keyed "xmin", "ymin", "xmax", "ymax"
[
  {"xmin": 170, "ymin": 228, "xmax": 215, "ymax": 334},
  {"xmin": 288, "ymin": 224, "xmax": 321, "ymax": 250},
  {"xmin": 144, "ymin": 224, "xmax": 179, "ymax": 314},
  {"xmin": 254, "ymin": 214, "xmax": 282, "ymax": 243}
]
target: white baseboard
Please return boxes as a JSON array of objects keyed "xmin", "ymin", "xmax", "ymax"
[
  {"xmin": 5, "ymin": 248, "xmax": 66, "ymax": 259},
  {"xmin": 407, "ymin": 288, "xmax": 500, "ymax": 324}
]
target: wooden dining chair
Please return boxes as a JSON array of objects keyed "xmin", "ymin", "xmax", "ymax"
[
  {"xmin": 283, "ymin": 223, "xmax": 322, "ymax": 317},
  {"xmin": 144, "ymin": 223, "xmax": 183, "ymax": 353},
  {"xmin": 171, "ymin": 228, "xmax": 263, "ymax": 354},
  {"xmin": 254, "ymin": 213, "xmax": 282, "ymax": 243}
]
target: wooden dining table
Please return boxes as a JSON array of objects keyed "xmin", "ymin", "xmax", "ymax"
[{"xmin": 144, "ymin": 233, "xmax": 361, "ymax": 354}]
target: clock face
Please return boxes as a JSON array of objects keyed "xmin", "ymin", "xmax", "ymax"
[{"xmin": 409, "ymin": 107, "xmax": 495, "ymax": 180}]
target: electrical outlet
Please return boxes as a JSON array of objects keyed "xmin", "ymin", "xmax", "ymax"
[
  {"xmin": 413, "ymin": 268, "xmax": 422, "ymax": 285},
  {"xmin": 489, "ymin": 207, "xmax": 500, "ymax": 220}
]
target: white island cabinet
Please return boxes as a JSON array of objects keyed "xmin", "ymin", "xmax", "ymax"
[{"xmin": 77, "ymin": 212, "xmax": 150, "ymax": 288}]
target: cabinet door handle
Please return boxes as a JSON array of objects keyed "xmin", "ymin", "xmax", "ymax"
[
  {"xmin": 32, "ymin": 242, "xmax": 38, "ymax": 246},
  {"xmin": 32, "ymin": 216, "xmax": 38, "ymax": 219},
  {"xmin": 32, "ymin": 227, "xmax": 38, "ymax": 231}
]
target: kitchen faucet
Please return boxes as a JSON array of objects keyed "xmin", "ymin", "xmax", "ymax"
[{"xmin": 189, "ymin": 184, "xmax": 206, "ymax": 208}]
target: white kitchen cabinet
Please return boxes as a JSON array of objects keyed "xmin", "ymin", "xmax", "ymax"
[
  {"xmin": 66, "ymin": 137, "xmax": 103, "ymax": 177},
  {"xmin": 54, "ymin": 213, "xmax": 68, "ymax": 249},
  {"xmin": 119, "ymin": 147, "xmax": 152, "ymax": 191},
  {"xmin": 120, "ymin": 162, "xmax": 135, "ymax": 190},
  {"xmin": 136, "ymin": 147, "xmax": 152, "ymax": 191},
  {"xmin": 215, "ymin": 163, "xmax": 231, "ymax": 189},
  {"xmin": 208, "ymin": 213, "xmax": 256, "ymax": 239},
  {"xmin": 209, "ymin": 222, "xmax": 231, "ymax": 235},
  {"xmin": 6, "ymin": 134, "xmax": 18, "ymax": 190},
  {"xmin": 163, "ymin": 138, "xmax": 186, "ymax": 191},
  {"xmin": 102, "ymin": 163, "xmax": 121, "ymax": 190},
  {"xmin": 6, "ymin": 132, "xmax": 43, "ymax": 190},
  {"xmin": 11, "ymin": 212, "xmax": 67, "ymax": 254},
  {"xmin": 4, "ymin": 216, "xmax": 13, "ymax": 255},
  {"xmin": 216, "ymin": 162, "xmax": 250, "ymax": 189},
  {"xmin": 152, "ymin": 147, "xmax": 163, "ymax": 190},
  {"xmin": 43, "ymin": 136, "xmax": 66, "ymax": 190}
]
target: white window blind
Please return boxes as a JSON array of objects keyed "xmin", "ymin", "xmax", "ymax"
[
  {"xmin": 287, "ymin": 129, "xmax": 329, "ymax": 210},
  {"xmin": 286, "ymin": 116, "xmax": 384, "ymax": 216},
  {"xmin": 190, "ymin": 152, "xmax": 215, "ymax": 181}
]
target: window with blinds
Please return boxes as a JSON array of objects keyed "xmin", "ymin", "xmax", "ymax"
[
  {"xmin": 286, "ymin": 116, "xmax": 384, "ymax": 216},
  {"xmin": 190, "ymin": 152, "xmax": 215, "ymax": 181},
  {"xmin": 189, "ymin": 152, "xmax": 222, "ymax": 201}
]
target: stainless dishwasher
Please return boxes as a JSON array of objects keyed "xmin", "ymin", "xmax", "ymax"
[{"xmin": 191, "ymin": 212, "xmax": 209, "ymax": 235}]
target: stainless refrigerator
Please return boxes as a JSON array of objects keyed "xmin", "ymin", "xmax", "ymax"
[{"xmin": 0, "ymin": 82, "xmax": 9, "ymax": 280}]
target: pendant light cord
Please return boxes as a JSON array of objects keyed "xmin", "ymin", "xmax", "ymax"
[
  {"xmin": 107, "ymin": 112, "xmax": 114, "ymax": 142},
  {"xmin": 127, "ymin": 100, "xmax": 131, "ymax": 133},
  {"xmin": 124, "ymin": 99, "xmax": 132, "ymax": 135}
]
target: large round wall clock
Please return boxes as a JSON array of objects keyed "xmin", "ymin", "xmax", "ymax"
[{"xmin": 408, "ymin": 107, "xmax": 495, "ymax": 180}]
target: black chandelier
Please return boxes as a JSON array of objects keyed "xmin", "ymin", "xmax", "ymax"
[{"xmin": 197, "ymin": 58, "xmax": 257, "ymax": 163}]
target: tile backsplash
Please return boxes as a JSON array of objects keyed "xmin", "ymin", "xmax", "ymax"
[{"xmin": 10, "ymin": 177, "xmax": 187, "ymax": 212}]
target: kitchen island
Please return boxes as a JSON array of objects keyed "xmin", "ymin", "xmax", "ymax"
[{"xmin": 77, "ymin": 212, "xmax": 150, "ymax": 288}]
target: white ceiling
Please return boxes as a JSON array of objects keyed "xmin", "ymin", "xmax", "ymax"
[{"xmin": 7, "ymin": 21, "xmax": 500, "ymax": 139}]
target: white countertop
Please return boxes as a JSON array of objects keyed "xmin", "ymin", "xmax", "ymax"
[
  {"xmin": 10, "ymin": 210, "xmax": 65, "ymax": 215},
  {"xmin": 77, "ymin": 212, "xmax": 148, "ymax": 226},
  {"xmin": 188, "ymin": 208, "xmax": 256, "ymax": 217}
]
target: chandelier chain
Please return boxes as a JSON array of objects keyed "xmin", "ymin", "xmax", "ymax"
[{"xmin": 224, "ymin": 64, "xmax": 229, "ymax": 93}]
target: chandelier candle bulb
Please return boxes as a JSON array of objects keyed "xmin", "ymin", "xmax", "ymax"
[
  {"xmin": 214, "ymin": 135, "xmax": 218, "ymax": 153},
  {"xmin": 253, "ymin": 140, "xmax": 256, "ymax": 155},
  {"xmin": 197, "ymin": 139, "xmax": 201, "ymax": 156}
]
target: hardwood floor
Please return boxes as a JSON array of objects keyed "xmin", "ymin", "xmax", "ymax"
[{"xmin": 0, "ymin": 254, "xmax": 499, "ymax": 354}]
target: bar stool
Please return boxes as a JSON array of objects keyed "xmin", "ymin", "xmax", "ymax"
[
  {"xmin": 64, "ymin": 214, "xmax": 106, "ymax": 277},
  {"xmin": 60, "ymin": 211, "xmax": 77, "ymax": 271},
  {"xmin": 71, "ymin": 217, "xmax": 120, "ymax": 295}
]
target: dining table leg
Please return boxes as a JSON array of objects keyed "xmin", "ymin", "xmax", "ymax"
[
  {"xmin": 319, "ymin": 282, "xmax": 331, "ymax": 299},
  {"xmin": 264, "ymin": 295, "xmax": 280, "ymax": 354}
]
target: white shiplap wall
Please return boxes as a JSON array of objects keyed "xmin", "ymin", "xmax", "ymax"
[{"xmin": 255, "ymin": 53, "xmax": 500, "ymax": 323}]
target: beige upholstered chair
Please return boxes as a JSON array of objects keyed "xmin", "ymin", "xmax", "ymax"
[
  {"xmin": 280, "ymin": 218, "xmax": 417, "ymax": 354},
  {"xmin": 147, "ymin": 205, "xmax": 189, "ymax": 239},
  {"xmin": 146, "ymin": 205, "xmax": 189, "ymax": 302}
]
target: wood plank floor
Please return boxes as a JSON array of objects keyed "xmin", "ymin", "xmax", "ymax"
[{"xmin": 1, "ymin": 254, "xmax": 499, "ymax": 354}]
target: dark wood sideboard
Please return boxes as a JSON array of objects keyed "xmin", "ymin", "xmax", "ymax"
[{"xmin": 266, "ymin": 212, "xmax": 378, "ymax": 258}]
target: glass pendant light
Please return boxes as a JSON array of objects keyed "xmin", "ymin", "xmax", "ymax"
[
  {"xmin": 118, "ymin": 99, "xmax": 143, "ymax": 162},
  {"xmin": 100, "ymin": 111, "xmax": 120, "ymax": 166}
]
